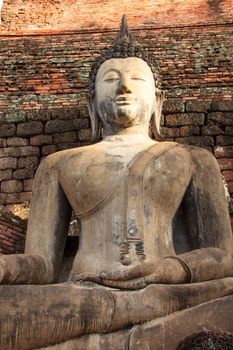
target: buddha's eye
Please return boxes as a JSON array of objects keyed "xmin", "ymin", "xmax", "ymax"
[
  {"xmin": 131, "ymin": 77, "xmax": 146, "ymax": 81},
  {"xmin": 104, "ymin": 76, "xmax": 119, "ymax": 82}
]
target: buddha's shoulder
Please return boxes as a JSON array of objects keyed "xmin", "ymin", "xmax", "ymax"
[
  {"xmin": 170, "ymin": 142, "xmax": 218, "ymax": 169},
  {"xmin": 40, "ymin": 143, "xmax": 103, "ymax": 167}
]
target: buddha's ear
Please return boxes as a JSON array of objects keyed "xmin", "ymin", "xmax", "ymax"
[
  {"xmin": 151, "ymin": 89, "xmax": 165, "ymax": 141},
  {"xmin": 87, "ymin": 95, "xmax": 102, "ymax": 142}
]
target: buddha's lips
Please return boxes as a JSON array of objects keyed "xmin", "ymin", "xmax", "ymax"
[{"xmin": 114, "ymin": 96, "xmax": 137, "ymax": 105}]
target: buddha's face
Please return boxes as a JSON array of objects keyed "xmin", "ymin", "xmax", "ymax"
[{"xmin": 94, "ymin": 57, "xmax": 156, "ymax": 129}]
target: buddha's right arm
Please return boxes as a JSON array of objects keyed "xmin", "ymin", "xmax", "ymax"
[
  {"xmin": 0, "ymin": 156, "xmax": 72, "ymax": 285},
  {"xmin": 0, "ymin": 254, "xmax": 50, "ymax": 284}
]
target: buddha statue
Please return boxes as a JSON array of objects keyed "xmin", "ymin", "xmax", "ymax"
[{"xmin": 0, "ymin": 16, "xmax": 233, "ymax": 350}]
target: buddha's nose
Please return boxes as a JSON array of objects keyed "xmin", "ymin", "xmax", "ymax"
[{"xmin": 118, "ymin": 76, "xmax": 132, "ymax": 94}]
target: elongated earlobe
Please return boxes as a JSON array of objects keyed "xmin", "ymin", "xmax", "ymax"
[
  {"xmin": 87, "ymin": 96, "xmax": 102, "ymax": 142},
  {"xmin": 151, "ymin": 89, "xmax": 165, "ymax": 140}
]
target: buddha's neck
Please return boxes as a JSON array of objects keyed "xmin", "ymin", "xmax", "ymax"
[{"xmin": 103, "ymin": 125, "xmax": 154, "ymax": 145}]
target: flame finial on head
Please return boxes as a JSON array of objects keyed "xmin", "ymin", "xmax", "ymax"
[{"xmin": 115, "ymin": 14, "xmax": 133, "ymax": 44}]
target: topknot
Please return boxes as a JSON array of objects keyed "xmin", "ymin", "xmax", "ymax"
[{"xmin": 88, "ymin": 15, "xmax": 161, "ymax": 98}]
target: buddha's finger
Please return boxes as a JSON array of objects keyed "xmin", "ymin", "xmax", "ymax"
[
  {"xmin": 71, "ymin": 273, "xmax": 102, "ymax": 284},
  {"xmin": 101, "ymin": 277, "xmax": 147, "ymax": 290},
  {"xmin": 144, "ymin": 272, "xmax": 164, "ymax": 285},
  {"xmin": 100, "ymin": 263, "xmax": 155, "ymax": 281}
]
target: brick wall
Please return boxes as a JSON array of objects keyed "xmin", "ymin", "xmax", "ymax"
[
  {"xmin": 0, "ymin": 212, "xmax": 26, "ymax": 254},
  {"xmin": 1, "ymin": 0, "xmax": 233, "ymax": 32},
  {"xmin": 0, "ymin": 3, "xmax": 232, "ymax": 229}
]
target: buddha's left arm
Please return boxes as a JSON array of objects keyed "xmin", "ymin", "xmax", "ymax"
[{"xmin": 176, "ymin": 147, "xmax": 233, "ymax": 282}]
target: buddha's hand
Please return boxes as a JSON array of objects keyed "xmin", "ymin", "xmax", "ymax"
[{"xmin": 100, "ymin": 258, "xmax": 188, "ymax": 290}]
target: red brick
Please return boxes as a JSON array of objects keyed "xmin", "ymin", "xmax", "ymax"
[
  {"xmin": 218, "ymin": 159, "xmax": 233, "ymax": 171},
  {"xmin": 222, "ymin": 170, "xmax": 233, "ymax": 182},
  {"xmin": 214, "ymin": 146, "xmax": 233, "ymax": 158}
]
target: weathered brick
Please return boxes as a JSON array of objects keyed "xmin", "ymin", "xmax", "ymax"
[
  {"xmin": 18, "ymin": 157, "xmax": 39, "ymax": 169},
  {"xmin": 207, "ymin": 112, "xmax": 233, "ymax": 126},
  {"xmin": 57, "ymin": 143, "xmax": 80, "ymax": 151},
  {"xmin": 30, "ymin": 134, "xmax": 52, "ymax": 146},
  {"xmin": 179, "ymin": 126, "xmax": 200, "ymax": 137},
  {"xmin": 162, "ymin": 99, "xmax": 185, "ymax": 114},
  {"xmin": 0, "ymin": 169, "xmax": 12, "ymax": 181},
  {"xmin": 228, "ymin": 197, "xmax": 233, "ymax": 214},
  {"xmin": 1, "ymin": 180, "xmax": 23, "ymax": 193},
  {"xmin": 0, "ymin": 146, "xmax": 40, "ymax": 158},
  {"xmin": 45, "ymin": 118, "xmax": 89, "ymax": 134},
  {"xmin": 216, "ymin": 136, "xmax": 233, "ymax": 146},
  {"xmin": 211, "ymin": 100, "xmax": 233, "ymax": 112},
  {"xmin": 0, "ymin": 194, "xmax": 6, "ymax": 205},
  {"xmin": 176, "ymin": 136, "xmax": 214, "ymax": 147},
  {"xmin": 23, "ymin": 179, "xmax": 34, "ymax": 191},
  {"xmin": 222, "ymin": 170, "xmax": 233, "ymax": 182},
  {"xmin": 218, "ymin": 159, "xmax": 233, "ymax": 171},
  {"xmin": 214, "ymin": 146, "xmax": 233, "ymax": 158},
  {"xmin": 186, "ymin": 100, "xmax": 211, "ymax": 113},
  {"xmin": 17, "ymin": 121, "xmax": 44, "ymax": 137},
  {"xmin": 165, "ymin": 113, "xmax": 205, "ymax": 127},
  {"xmin": 27, "ymin": 110, "xmax": 51, "ymax": 122},
  {"xmin": 0, "ymin": 158, "xmax": 17, "ymax": 170},
  {"xmin": 53, "ymin": 132, "xmax": 77, "ymax": 143},
  {"xmin": 77, "ymin": 129, "xmax": 92, "ymax": 141},
  {"xmin": 201, "ymin": 126, "xmax": 224, "ymax": 136},
  {"xmin": 13, "ymin": 168, "xmax": 35, "ymax": 180},
  {"xmin": 226, "ymin": 127, "xmax": 233, "ymax": 135},
  {"xmin": 227, "ymin": 182, "xmax": 233, "ymax": 194},
  {"xmin": 7, "ymin": 137, "xmax": 29, "ymax": 146},
  {"xmin": 0, "ymin": 139, "xmax": 6, "ymax": 147},
  {"xmin": 2, "ymin": 111, "xmax": 27, "ymax": 124},
  {"xmin": 5, "ymin": 192, "xmax": 31, "ymax": 205},
  {"xmin": 0, "ymin": 124, "xmax": 16, "ymax": 137},
  {"xmin": 42, "ymin": 145, "xmax": 57, "ymax": 156}
]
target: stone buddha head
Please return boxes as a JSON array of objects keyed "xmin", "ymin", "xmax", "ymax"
[{"xmin": 88, "ymin": 15, "xmax": 164, "ymax": 141}]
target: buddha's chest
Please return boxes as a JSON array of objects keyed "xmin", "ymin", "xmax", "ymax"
[{"xmin": 59, "ymin": 143, "xmax": 192, "ymax": 220}]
